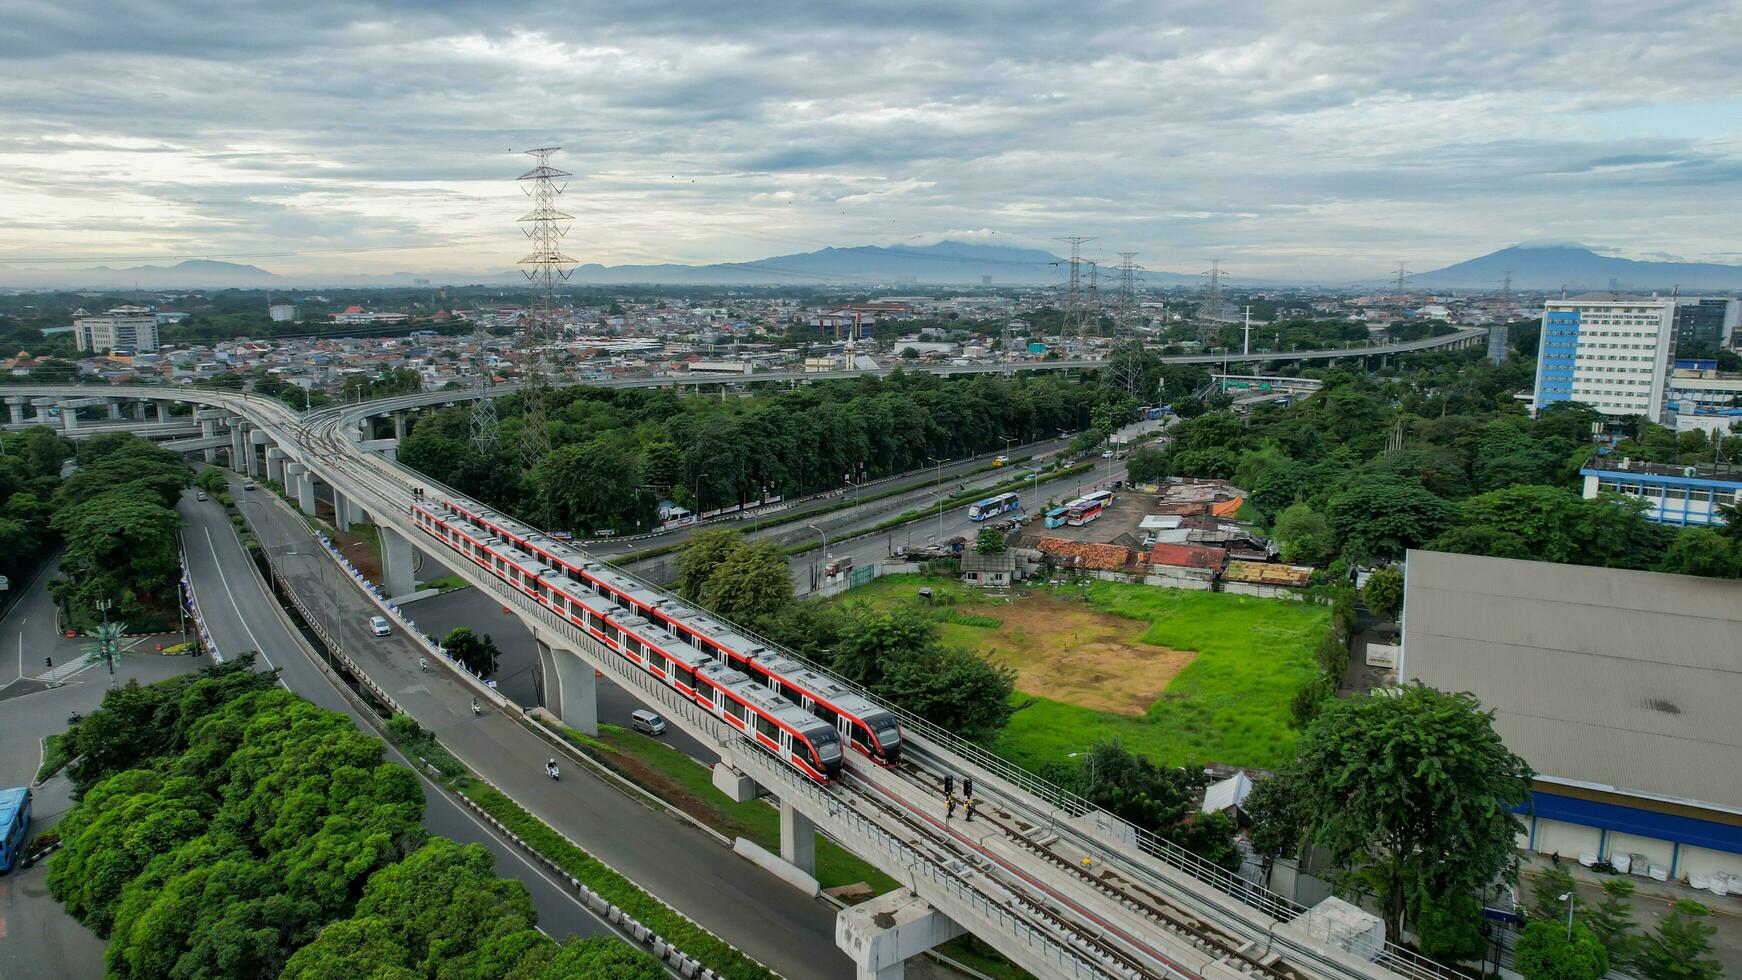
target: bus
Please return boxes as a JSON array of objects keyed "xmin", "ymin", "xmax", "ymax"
[
  {"xmin": 1066, "ymin": 490, "xmax": 1115, "ymax": 527},
  {"xmin": 1043, "ymin": 506, "xmax": 1070, "ymax": 529},
  {"xmin": 967, "ymin": 492, "xmax": 1022, "ymax": 522},
  {"xmin": 0, "ymin": 786, "xmax": 30, "ymax": 874}
]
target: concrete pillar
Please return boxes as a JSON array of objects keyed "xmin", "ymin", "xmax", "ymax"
[
  {"xmin": 332, "ymin": 490, "xmax": 354, "ymax": 532},
  {"xmin": 836, "ymin": 889, "xmax": 964, "ymax": 980},
  {"xmin": 60, "ymin": 404, "xmax": 78, "ymax": 432},
  {"xmin": 393, "ymin": 410, "xmax": 407, "ymax": 441},
  {"xmin": 134, "ymin": 400, "xmax": 148, "ymax": 421},
  {"xmin": 536, "ymin": 640, "xmax": 598, "ymax": 735},
  {"xmin": 779, "ymin": 800, "xmax": 816, "ymax": 877},
  {"xmin": 107, "ymin": 400, "xmax": 122, "ymax": 420},
  {"xmin": 287, "ymin": 463, "xmax": 315, "ymax": 518},
  {"xmin": 229, "ymin": 426, "xmax": 246, "ymax": 470},
  {"xmin": 7, "ymin": 398, "xmax": 23, "ymax": 425},
  {"xmin": 247, "ymin": 429, "xmax": 271, "ymax": 477},
  {"xmin": 379, "ymin": 524, "xmax": 416, "ymax": 599},
  {"xmin": 156, "ymin": 402, "xmax": 170, "ymax": 423},
  {"xmin": 200, "ymin": 418, "xmax": 220, "ymax": 464},
  {"xmin": 265, "ymin": 447, "xmax": 286, "ymax": 485}
]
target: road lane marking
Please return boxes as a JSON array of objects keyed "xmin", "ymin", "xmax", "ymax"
[{"xmin": 203, "ymin": 527, "xmax": 275, "ymax": 672}]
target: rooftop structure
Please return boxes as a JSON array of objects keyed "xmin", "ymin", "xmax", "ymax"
[
  {"xmin": 1401, "ymin": 550, "xmax": 1742, "ymax": 883},
  {"xmin": 1580, "ymin": 458, "xmax": 1742, "ymax": 526}
]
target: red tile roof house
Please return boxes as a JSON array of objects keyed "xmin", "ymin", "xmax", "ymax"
[{"xmin": 1144, "ymin": 543, "xmax": 1227, "ymax": 590}]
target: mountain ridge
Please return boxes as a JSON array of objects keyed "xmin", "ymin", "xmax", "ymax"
[{"xmin": 1416, "ymin": 245, "xmax": 1742, "ymax": 291}]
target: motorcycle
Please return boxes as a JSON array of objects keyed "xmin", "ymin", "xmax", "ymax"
[
  {"xmin": 545, "ymin": 762, "xmax": 560, "ymax": 781},
  {"xmin": 470, "ymin": 698, "xmax": 481, "ymax": 716}
]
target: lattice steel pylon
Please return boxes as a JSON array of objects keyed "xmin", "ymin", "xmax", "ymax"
[
  {"xmin": 516, "ymin": 147, "xmax": 577, "ymax": 471},
  {"xmin": 468, "ymin": 321, "xmax": 499, "ymax": 455},
  {"xmin": 1198, "ymin": 259, "xmax": 1224, "ymax": 342},
  {"xmin": 1106, "ymin": 252, "xmax": 1149, "ymax": 401},
  {"xmin": 1053, "ymin": 236, "xmax": 1096, "ymax": 342}
]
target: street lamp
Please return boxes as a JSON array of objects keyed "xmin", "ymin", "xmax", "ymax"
[
  {"xmin": 926, "ymin": 455, "xmax": 945, "ymax": 498},
  {"xmin": 1557, "ymin": 892, "xmax": 1575, "ymax": 940},
  {"xmin": 923, "ymin": 489, "xmax": 946, "ymax": 546}
]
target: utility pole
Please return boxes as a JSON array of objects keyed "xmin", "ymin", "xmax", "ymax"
[{"xmin": 1242, "ymin": 305, "xmax": 1254, "ymax": 357}]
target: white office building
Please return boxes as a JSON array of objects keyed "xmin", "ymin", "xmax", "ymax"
[
  {"xmin": 268, "ymin": 303, "xmax": 299, "ymax": 322},
  {"xmin": 74, "ymin": 310, "xmax": 160, "ymax": 354},
  {"xmin": 1533, "ymin": 295, "xmax": 1677, "ymax": 420}
]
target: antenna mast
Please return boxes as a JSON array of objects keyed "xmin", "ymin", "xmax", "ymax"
[{"xmin": 515, "ymin": 147, "xmax": 577, "ymax": 470}]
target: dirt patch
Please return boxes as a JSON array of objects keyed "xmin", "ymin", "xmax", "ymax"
[
  {"xmin": 329, "ymin": 528, "xmax": 385, "ymax": 587},
  {"xmin": 952, "ymin": 592, "xmax": 1195, "ymax": 715}
]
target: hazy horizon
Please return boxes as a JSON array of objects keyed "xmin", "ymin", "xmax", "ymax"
[{"xmin": 3, "ymin": 2, "xmax": 1738, "ymax": 283}]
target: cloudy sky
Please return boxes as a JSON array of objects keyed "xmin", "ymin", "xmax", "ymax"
[{"xmin": 2, "ymin": 0, "xmax": 1739, "ymax": 282}]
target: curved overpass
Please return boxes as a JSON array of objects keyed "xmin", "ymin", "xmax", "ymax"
[{"xmin": 12, "ymin": 380, "xmax": 1450, "ymax": 980}]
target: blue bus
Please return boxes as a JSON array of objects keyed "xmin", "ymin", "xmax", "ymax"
[
  {"xmin": 0, "ymin": 786, "xmax": 30, "ymax": 874},
  {"xmin": 967, "ymin": 492, "xmax": 1022, "ymax": 522},
  {"xmin": 1043, "ymin": 506, "xmax": 1070, "ymax": 529}
]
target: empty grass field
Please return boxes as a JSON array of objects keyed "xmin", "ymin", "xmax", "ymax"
[{"xmin": 840, "ymin": 574, "xmax": 1329, "ymax": 770}]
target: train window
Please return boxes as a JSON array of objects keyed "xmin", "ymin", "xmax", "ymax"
[
  {"xmin": 725, "ymin": 699, "xmax": 745, "ymax": 722},
  {"xmin": 674, "ymin": 665, "xmax": 695, "ymax": 689},
  {"xmin": 649, "ymin": 652, "xmax": 667, "ymax": 673},
  {"xmin": 624, "ymin": 635, "xmax": 642, "ymax": 657},
  {"xmin": 586, "ymin": 610, "xmax": 601, "ymax": 631},
  {"xmin": 755, "ymin": 715, "xmax": 777, "ymax": 738},
  {"xmin": 602, "ymin": 621, "xmax": 620, "ymax": 643},
  {"xmin": 813, "ymin": 703, "xmax": 838, "ymax": 725}
]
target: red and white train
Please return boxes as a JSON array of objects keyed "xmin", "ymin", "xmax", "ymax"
[{"xmin": 410, "ymin": 495, "xmax": 905, "ymax": 781}]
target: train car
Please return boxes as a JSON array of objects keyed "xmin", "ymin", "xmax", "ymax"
[
  {"xmin": 423, "ymin": 495, "xmax": 907, "ymax": 765},
  {"xmin": 410, "ymin": 500, "xmax": 844, "ymax": 782}
]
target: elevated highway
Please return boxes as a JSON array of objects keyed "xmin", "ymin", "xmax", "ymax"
[{"xmin": 9, "ymin": 369, "xmax": 1471, "ymax": 979}]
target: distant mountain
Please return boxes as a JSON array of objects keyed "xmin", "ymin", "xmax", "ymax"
[
  {"xmin": 1417, "ymin": 245, "xmax": 1742, "ymax": 292},
  {"xmin": 560, "ymin": 240, "xmax": 1201, "ymax": 286},
  {"xmin": 0, "ymin": 258, "xmax": 280, "ymax": 289}
]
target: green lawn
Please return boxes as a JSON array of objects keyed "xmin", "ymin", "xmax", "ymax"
[
  {"xmin": 563, "ymin": 723, "xmax": 898, "ymax": 897},
  {"xmin": 840, "ymin": 575, "xmax": 1329, "ymax": 771}
]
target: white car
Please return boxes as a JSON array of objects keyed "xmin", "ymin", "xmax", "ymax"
[
  {"xmin": 369, "ymin": 616, "xmax": 392, "ymax": 637},
  {"xmin": 1101, "ymin": 450, "xmax": 1115, "ymax": 458}
]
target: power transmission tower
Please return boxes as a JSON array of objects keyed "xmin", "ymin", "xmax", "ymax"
[
  {"xmin": 1199, "ymin": 260, "xmax": 1225, "ymax": 343},
  {"xmin": 1106, "ymin": 252, "xmax": 1148, "ymax": 400},
  {"xmin": 1086, "ymin": 260, "xmax": 1101, "ymax": 336},
  {"xmin": 1501, "ymin": 270, "xmax": 1512, "ymax": 305},
  {"xmin": 1393, "ymin": 261, "xmax": 1410, "ymax": 296},
  {"xmin": 1053, "ymin": 237, "xmax": 1095, "ymax": 342},
  {"xmin": 516, "ymin": 147, "xmax": 577, "ymax": 471},
  {"xmin": 468, "ymin": 321, "xmax": 499, "ymax": 455}
]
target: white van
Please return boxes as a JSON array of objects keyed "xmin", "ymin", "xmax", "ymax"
[{"xmin": 630, "ymin": 709, "xmax": 666, "ymax": 737}]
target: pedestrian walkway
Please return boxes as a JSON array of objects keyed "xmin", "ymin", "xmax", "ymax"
[{"xmin": 36, "ymin": 659, "xmax": 92, "ymax": 682}]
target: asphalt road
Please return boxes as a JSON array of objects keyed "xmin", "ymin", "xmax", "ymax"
[
  {"xmin": 177, "ymin": 484, "xmax": 613, "ymax": 946},
  {"xmin": 587, "ymin": 433, "xmax": 1077, "ymax": 560},
  {"xmin": 796, "ymin": 457, "xmax": 1130, "ymax": 596},
  {"xmin": 398, "ymin": 584, "xmax": 714, "ymax": 764},
  {"xmin": 231, "ymin": 478, "xmax": 850, "ymax": 979}
]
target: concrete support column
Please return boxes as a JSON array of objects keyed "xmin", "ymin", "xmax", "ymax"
[
  {"xmin": 332, "ymin": 489, "xmax": 354, "ymax": 532},
  {"xmin": 61, "ymin": 404, "xmax": 79, "ymax": 432},
  {"xmin": 107, "ymin": 400, "xmax": 123, "ymax": 420},
  {"xmin": 836, "ymin": 889, "xmax": 964, "ymax": 980},
  {"xmin": 379, "ymin": 524, "xmax": 416, "ymax": 599},
  {"xmin": 265, "ymin": 446, "xmax": 287, "ymax": 486},
  {"xmin": 247, "ymin": 429, "xmax": 271, "ymax": 477},
  {"xmin": 536, "ymin": 640, "xmax": 598, "ymax": 735},
  {"xmin": 293, "ymin": 467, "xmax": 316, "ymax": 516},
  {"xmin": 7, "ymin": 398, "xmax": 24, "ymax": 425},
  {"xmin": 393, "ymin": 410, "xmax": 407, "ymax": 441},
  {"xmin": 134, "ymin": 400, "xmax": 148, "ymax": 421},
  {"xmin": 200, "ymin": 418, "xmax": 220, "ymax": 464},
  {"xmin": 779, "ymin": 799, "xmax": 816, "ymax": 877},
  {"xmin": 156, "ymin": 402, "xmax": 171, "ymax": 423},
  {"xmin": 229, "ymin": 426, "xmax": 246, "ymax": 470}
]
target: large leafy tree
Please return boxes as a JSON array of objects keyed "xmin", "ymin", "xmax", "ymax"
[
  {"xmin": 1635, "ymin": 899, "xmax": 1722, "ymax": 980},
  {"xmin": 1268, "ymin": 682, "xmax": 1533, "ymax": 937},
  {"xmin": 1044, "ymin": 739, "xmax": 1239, "ymax": 869},
  {"xmin": 1272, "ymin": 501, "xmax": 1334, "ymax": 564},
  {"xmin": 829, "ymin": 610, "xmax": 1015, "ymax": 741},
  {"xmin": 1325, "ymin": 477, "xmax": 1454, "ymax": 561},
  {"xmin": 532, "ymin": 437, "xmax": 650, "ymax": 533},
  {"xmin": 676, "ymin": 529, "xmax": 743, "ymax": 602},
  {"xmin": 704, "ymin": 539, "xmax": 795, "ymax": 625},
  {"xmin": 442, "ymin": 626, "xmax": 501, "ymax": 677},
  {"xmin": 1516, "ymin": 921, "xmax": 1608, "ymax": 980}
]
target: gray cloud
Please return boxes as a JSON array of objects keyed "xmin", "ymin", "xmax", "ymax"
[{"xmin": 1, "ymin": 0, "xmax": 1739, "ymax": 280}]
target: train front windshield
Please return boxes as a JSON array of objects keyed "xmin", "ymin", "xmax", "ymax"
[{"xmin": 873, "ymin": 718, "xmax": 902, "ymax": 756}]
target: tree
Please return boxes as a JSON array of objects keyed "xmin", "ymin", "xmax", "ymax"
[
  {"xmin": 1171, "ymin": 447, "xmax": 1239, "ymax": 480},
  {"xmin": 1635, "ymin": 899, "xmax": 1722, "ymax": 979},
  {"xmin": 1242, "ymin": 773, "xmax": 1305, "ymax": 870},
  {"xmin": 830, "ymin": 611, "xmax": 1014, "ymax": 741},
  {"xmin": 1361, "ymin": 566, "xmax": 1403, "ymax": 619},
  {"xmin": 676, "ymin": 529, "xmax": 742, "ymax": 602},
  {"xmin": 1423, "ymin": 525, "xmax": 1533, "ymax": 560},
  {"xmin": 1529, "ymin": 862, "xmax": 1578, "ymax": 923},
  {"xmin": 1584, "ymin": 877, "xmax": 1640, "ymax": 966},
  {"xmin": 1415, "ymin": 893, "xmax": 1486, "ymax": 963},
  {"xmin": 82, "ymin": 620, "xmax": 130, "ymax": 678},
  {"xmin": 532, "ymin": 438, "xmax": 649, "ymax": 533},
  {"xmin": 1515, "ymin": 921, "xmax": 1608, "ymax": 980},
  {"xmin": 442, "ymin": 627, "xmax": 500, "ymax": 677},
  {"xmin": 974, "ymin": 527, "xmax": 1007, "ymax": 554},
  {"xmin": 1274, "ymin": 682, "xmax": 1533, "ymax": 937},
  {"xmin": 1272, "ymin": 501, "xmax": 1334, "ymax": 564},
  {"xmin": 704, "ymin": 539, "xmax": 794, "ymax": 625},
  {"xmin": 1324, "ymin": 478, "xmax": 1454, "ymax": 561},
  {"xmin": 1654, "ymin": 527, "xmax": 1740, "ymax": 578},
  {"xmin": 1124, "ymin": 447, "xmax": 1168, "ymax": 485},
  {"xmin": 1043, "ymin": 739, "xmax": 1239, "ymax": 869}
]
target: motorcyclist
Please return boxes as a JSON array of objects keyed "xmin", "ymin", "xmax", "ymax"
[
  {"xmin": 546, "ymin": 758, "xmax": 559, "ymax": 778},
  {"xmin": 470, "ymin": 697, "xmax": 480, "ymax": 715},
  {"xmin": 419, "ymin": 656, "xmax": 427, "ymax": 671}
]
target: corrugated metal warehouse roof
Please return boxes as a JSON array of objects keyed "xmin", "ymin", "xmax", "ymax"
[{"xmin": 1401, "ymin": 550, "xmax": 1742, "ymax": 813}]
